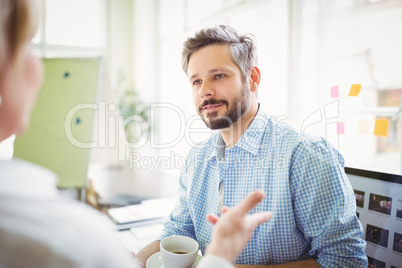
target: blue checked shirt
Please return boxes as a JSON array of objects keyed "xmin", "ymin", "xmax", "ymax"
[{"xmin": 158, "ymin": 108, "xmax": 367, "ymax": 267}]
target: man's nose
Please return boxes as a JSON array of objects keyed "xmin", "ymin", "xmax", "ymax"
[{"xmin": 199, "ymin": 81, "xmax": 214, "ymax": 99}]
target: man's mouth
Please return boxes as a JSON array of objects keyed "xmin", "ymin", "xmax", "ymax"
[{"xmin": 202, "ymin": 103, "xmax": 223, "ymax": 111}]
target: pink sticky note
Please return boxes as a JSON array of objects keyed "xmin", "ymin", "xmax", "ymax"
[
  {"xmin": 331, "ymin": 86, "xmax": 339, "ymax": 98},
  {"xmin": 336, "ymin": 122, "xmax": 345, "ymax": 134}
]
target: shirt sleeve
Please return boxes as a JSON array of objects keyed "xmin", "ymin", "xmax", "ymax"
[
  {"xmin": 289, "ymin": 136, "xmax": 368, "ymax": 267},
  {"xmin": 158, "ymin": 155, "xmax": 196, "ymax": 241},
  {"xmin": 197, "ymin": 255, "xmax": 234, "ymax": 268}
]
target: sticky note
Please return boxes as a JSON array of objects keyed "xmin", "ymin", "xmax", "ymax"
[
  {"xmin": 357, "ymin": 120, "xmax": 369, "ymax": 135},
  {"xmin": 331, "ymin": 86, "xmax": 339, "ymax": 98},
  {"xmin": 348, "ymin": 84, "xmax": 361, "ymax": 96},
  {"xmin": 336, "ymin": 122, "xmax": 345, "ymax": 134},
  {"xmin": 374, "ymin": 118, "xmax": 389, "ymax": 136}
]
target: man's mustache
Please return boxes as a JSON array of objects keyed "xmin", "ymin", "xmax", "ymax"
[{"xmin": 199, "ymin": 99, "xmax": 229, "ymax": 112}]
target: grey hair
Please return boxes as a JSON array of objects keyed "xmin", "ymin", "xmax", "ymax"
[{"xmin": 182, "ymin": 25, "xmax": 258, "ymax": 82}]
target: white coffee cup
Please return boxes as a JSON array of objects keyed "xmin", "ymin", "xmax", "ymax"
[{"xmin": 160, "ymin": 235, "xmax": 199, "ymax": 268}]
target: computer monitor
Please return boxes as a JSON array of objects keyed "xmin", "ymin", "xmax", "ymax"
[{"xmin": 345, "ymin": 167, "xmax": 402, "ymax": 268}]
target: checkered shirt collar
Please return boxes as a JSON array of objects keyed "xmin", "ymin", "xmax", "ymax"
[{"xmin": 203, "ymin": 106, "xmax": 268, "ymax": 161}]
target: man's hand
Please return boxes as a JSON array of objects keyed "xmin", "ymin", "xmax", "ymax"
[{"xmin": 205, "ymin": 191, "xmax": 272, "ymax": 263}]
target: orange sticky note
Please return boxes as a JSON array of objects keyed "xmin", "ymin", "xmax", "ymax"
[
  {"xmin": 348, "ymin": 84, "xmax": 361, "ymax": 96},
  {"xmin": 374, "ymin": 118, "xmax": 389, "ymax": 136}
]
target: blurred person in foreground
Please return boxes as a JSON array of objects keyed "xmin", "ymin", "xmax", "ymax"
[
  {"xmin": 136, "ymin": 25, "xmax": 368, "ymax": 267},
  {"xmin": 0, "ymin": 1, "xmax": 271, "ymax": 267}
]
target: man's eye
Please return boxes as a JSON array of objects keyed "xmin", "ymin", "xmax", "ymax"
[
  {"xmin": 193, "ymin": 80, "xmax": 202, "ymax": 86},
  {"xmin": 215, "ymin": 74, "xmax": 225, "ymax": 79}
]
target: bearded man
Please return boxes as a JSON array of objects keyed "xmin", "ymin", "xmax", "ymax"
[{"xmin": 136, "ymin": 25, "xmax": 367, "ymax": 268}]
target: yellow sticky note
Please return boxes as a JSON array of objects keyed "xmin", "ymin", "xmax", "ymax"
[
  {"xmin": 348, "ymin": 84, "xmax": 361, "ymax": 96},
  {"xmin": 374, "ymin": 118, "xmax": 389, "ymax": 136}
]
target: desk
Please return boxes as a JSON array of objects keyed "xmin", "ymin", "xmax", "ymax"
[{"xmin": 87, "ymin": 164, "xmax": 180, "ymax": 253}]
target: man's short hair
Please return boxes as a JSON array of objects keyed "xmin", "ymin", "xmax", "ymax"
[{"xmin": 182, "ymin": 25, "xmax": 258, "ymax": 82}]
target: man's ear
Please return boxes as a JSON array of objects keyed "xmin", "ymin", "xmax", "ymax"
[{"xmin": 249, "ymin": 66, "xmax": 261, "ymax": 92}]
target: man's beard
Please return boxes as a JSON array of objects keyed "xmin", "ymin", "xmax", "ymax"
[{"xmin": 198, "ymin": 85, "xmax": 251, "ymax": 130}]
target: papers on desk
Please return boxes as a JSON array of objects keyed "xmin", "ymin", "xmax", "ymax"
[
  {"xmin": 115, "ymin": 223, "xmax": 165, "ymax": 254},
  {"xmin": 130, "ymin": 224, "xmax": 164, "ymax": 240},
  {"xmin": 108, "ymin": 197, "xmax": 176, "ymax": 230}
]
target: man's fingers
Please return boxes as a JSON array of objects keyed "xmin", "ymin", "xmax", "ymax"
[
  {"xmin": 207, "ymin": 214, "xmax": 219, "ymax": 225},
  {"xmin": 236, "ymin": 190, "xmax": 265, "ymax": 216},
  {"xmin": 221, "ymin": 206, "xmax": 230, "ymax": 214},
  {"xmin": 247, "ymin": 212, "xmax": 273, "ymax": 229}
]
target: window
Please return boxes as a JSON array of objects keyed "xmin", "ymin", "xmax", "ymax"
[
  {"xmin": 297, "ymin": 0, "xmax": 402, "ymax": 174},
  {"xmin": 34, "ymin": 0, "xmax": 107, "ymax": 57},
  {"xmin": 45, "ymin": 0, "xmax": 104, "ymax": 48},
  {"xmin": 151, "ymin": 0, "xmax": 401, "ymax": 176}
]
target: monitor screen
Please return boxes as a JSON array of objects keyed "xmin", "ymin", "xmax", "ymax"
[{"xmin": 345, "ymin": 167, "xmax": 402, "ymax": 268}]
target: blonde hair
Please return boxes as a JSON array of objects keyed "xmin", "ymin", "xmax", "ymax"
[{"xmin": 0, "ymin": 0, "xmax": 39, "ymax": 74}]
